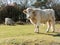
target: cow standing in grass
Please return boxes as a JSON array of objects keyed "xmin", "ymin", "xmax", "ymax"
[{"xmin": 23, "ymin": 7, "xmax": 55, "ymax": 33}]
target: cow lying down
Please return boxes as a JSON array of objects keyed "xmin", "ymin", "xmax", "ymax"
[{"xmin": 23, "ymin": 7, "xmax": 55, "ymax": 33}]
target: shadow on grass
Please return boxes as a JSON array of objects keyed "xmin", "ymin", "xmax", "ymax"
[
  {"xmin": 38, "ymin": 32, "xmax": 60, "ymax": 37},
  {"xmin": 51, "ymin": 32, "xmax": 60, "ymax": 37}
]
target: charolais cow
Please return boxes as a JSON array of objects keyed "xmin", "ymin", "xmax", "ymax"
[{"xmin": 23, "ymin": 7, "xmax": 55, "ymax": 33}]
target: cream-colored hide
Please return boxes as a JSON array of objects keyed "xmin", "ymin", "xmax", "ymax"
[{"xmin": 23, "ymin": 7, "xmax": 55, "ymax": 33}]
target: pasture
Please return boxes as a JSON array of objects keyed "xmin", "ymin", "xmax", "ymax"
[{"xmin": 0, "ymin": 24, "xmax": 60, "ymax": 45}]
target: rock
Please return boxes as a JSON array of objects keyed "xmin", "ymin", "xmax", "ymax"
[{"xmin": 5, "ymin": 18, "xmax": 15, "ymax": 25}]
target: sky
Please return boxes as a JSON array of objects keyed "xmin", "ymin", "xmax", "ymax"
[{"xmin": 0, "ymin": 0, "xmax": 37, "ymax": 6}]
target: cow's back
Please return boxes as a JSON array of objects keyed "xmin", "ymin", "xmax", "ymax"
[{"xmin": 35, "ymin": 9, "xmax": 55, "ymax": 23}]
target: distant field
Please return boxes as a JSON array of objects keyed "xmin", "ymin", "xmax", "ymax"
[{"xmin": 0, "ymin": 24, "xmax": 60, "ymax": 45}]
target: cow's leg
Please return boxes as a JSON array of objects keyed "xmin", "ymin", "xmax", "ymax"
[
  {"xmin": 34, "ymin": 24, "xmax": 39, "ymax": 33},
  {"xmin": 46, "ymin": 22, "xmax": 51, "ymax": 32},
  {"xmin": 50, "ymin": 21, "xmax": 55, "ymax": 32}
]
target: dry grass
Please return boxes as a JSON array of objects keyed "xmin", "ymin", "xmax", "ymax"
[{"xmin": 0, "ymin": 24, "xmax": 60, "ymax": 45}]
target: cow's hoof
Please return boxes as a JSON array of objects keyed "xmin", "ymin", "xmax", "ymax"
[
  {"xmin": 35, "ymin": 32, "xmax": 39, "ymax": 34},
  {"xmin": 46, "ymin": 31, "xmax": 49, "ymax": 33},
  {"xmin": 52, "ymin": 31, "xmax": 55, "ymax": 32}
]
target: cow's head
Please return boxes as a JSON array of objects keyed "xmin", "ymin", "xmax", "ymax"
[{"xmin": 23, "ymin": 8, "xmax": 36, "ymax": 19}]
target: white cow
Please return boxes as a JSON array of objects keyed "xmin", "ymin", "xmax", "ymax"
[{"xmin": 23, "ymin": 7, "xmax": 55, "ymax": 33}]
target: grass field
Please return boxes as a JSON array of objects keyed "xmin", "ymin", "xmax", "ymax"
[{"xmin": 0, "ymin": 24, "xmax": 60, "ymax": 45}]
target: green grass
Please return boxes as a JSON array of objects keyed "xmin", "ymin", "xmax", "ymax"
[{"xmin": 0, "ymin": 24, "xmax": 60, "ymax": 45}]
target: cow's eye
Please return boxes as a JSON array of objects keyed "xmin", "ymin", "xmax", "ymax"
[{"xmin": 28, "ymin": 9, "xmax": 33, "ymax": 13}]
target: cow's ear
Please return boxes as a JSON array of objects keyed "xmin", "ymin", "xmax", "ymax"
[{"xmin": 23, "ymin": 10, "xmax": 27, "ymax": 14}]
